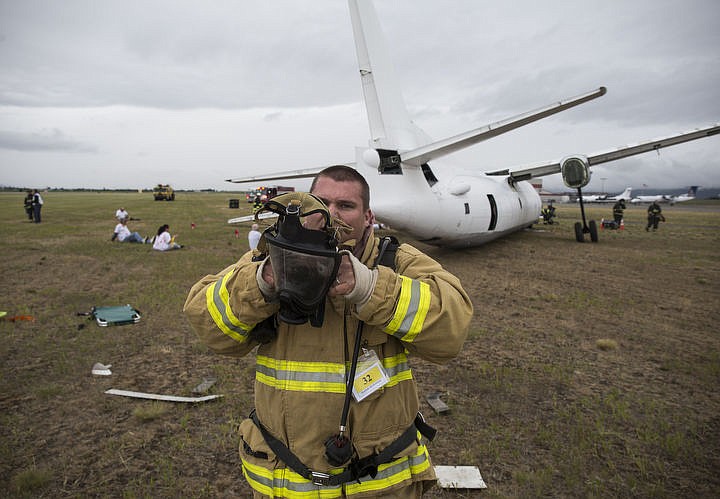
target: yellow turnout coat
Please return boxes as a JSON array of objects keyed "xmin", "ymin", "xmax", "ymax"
[{"xmin": 184, "ymin": 236, "xmax": 473, "ymax": 497}]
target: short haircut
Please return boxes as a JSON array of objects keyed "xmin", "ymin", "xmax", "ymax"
[{"xmin": 311, "ymin": 165, "xmax": 370, "ymax": 210}]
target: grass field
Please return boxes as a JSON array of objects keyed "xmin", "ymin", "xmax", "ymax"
[{"xmin": 1, "ymin": 190, "xmax": 718, "ymax": 498}]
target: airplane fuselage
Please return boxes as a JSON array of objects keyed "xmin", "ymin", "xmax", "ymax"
[
  {"xmin": 631, "ymin": 195, "xmax": 672, "ymax": 204},
  {"xmin": 354, "ymin": 154, "xmax": 541, "ymax": 247}
]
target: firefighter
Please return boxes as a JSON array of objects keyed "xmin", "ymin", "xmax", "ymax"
[
  {"xmin": 252, "ymin": 194, "xmax": 262, "ymax": 213},
  {"xmin": 23, "ymin": 190, "xmax": 34, "ymax": 221},
  {"xmin": 612, "ymin": 199, "xmax": 626, "ymax": 226},
  {"xmin": 184, "ymin": 165, "xmax": 473, "ymax": 497},
  {"xmin": 541, "ymin": 202, "xmax": 556, "ymax": 224},
  {"xmin": 646, "ymin": 200, "xmax": 664, "ymax": 231}
]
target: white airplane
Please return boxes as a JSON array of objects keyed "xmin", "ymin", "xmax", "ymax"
[
  {"xmin": 631, "ymin": 185, "xmax": 698, "ymax": 204},
  {"xmin": 227, "ymin": 0, "xmax": 720, "ymax": 247},
  {"xmin": 672, "ymin": 186, "xmax": 699, "ymax": 204},
  {"xmin": 630, "ymin": 193, "xmax": 673, "ymax": 204},
  {"xmin": 580, "ymin": 187, "xmax": 633, "ymax": 203}
]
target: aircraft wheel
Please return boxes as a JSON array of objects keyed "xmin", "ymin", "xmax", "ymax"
[
  {"xmin": 574, "ymin": 222, "xmax": 584, "ymax": 243},
  {"xmin": 589, "ymin": 220, "xmax": 599, "ymax": 242}
]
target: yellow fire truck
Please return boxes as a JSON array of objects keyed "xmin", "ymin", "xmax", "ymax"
[{"xmin": 153, "ymin": 184, "xmax": 175, "ymax": 201}]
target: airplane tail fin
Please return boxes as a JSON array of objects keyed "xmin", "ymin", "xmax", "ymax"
[
  {"xmin": 619, "ymin": 187, "xmax": 632, "ymax": 200},
  {"xmin": 688, "ymin": 186, "xmax": 699, "ymax": 197},
  {"xmin": 348, "ymin": 0, "xmax": 431, "ymax": 151}
]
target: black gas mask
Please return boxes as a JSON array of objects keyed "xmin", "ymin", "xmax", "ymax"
[{"xmin": 255, "ymin": 193, "xmax": 350, "ymax": 327}]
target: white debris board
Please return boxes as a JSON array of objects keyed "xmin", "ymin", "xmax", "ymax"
[
  {"xmin": 434, "ymin": 465, "xmax": 487, "ymax": 489},
  {"xmin": 105, "ymin": 388, "xmax": 222, "ymax": 403}
]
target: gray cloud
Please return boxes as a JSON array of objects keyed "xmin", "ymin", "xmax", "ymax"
[
  {"xmin": 0, "ymin": 0, "xmax": 718, "ymax": 191},
  {"xmin": 0, "ymin": 129, "xmax": 96, "ymax": 153}
]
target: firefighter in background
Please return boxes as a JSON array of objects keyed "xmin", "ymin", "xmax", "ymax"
[
  {"xmin": 646, "ymin": 200, "xmax": 664, "ymax": 231},
  {"xmin": 541, "ymin": 202, "xmax": 556, "ymax": 224},
  {"xmin": 252, "ymin": 194, "xmax": 262, "ymax": 213},
  {"xmin": 23, "ymin": 190, "xmax": 34, "ymax": 221},
  {"xmin": 612, "ymin": 199, "xmax": 626, "ymax": 226},
  {"xmin": 184, "ymin": 165, "xmax": 473, "ymax": 497}
]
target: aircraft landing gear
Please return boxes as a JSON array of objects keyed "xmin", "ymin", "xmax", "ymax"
[
  {"xmin": 574, "ymin": 220, "xmax": 598, "ymax": 243},
  {"xmin": 574, "ymin": 187, "xmax": 599, "ymax": 243},
  {"xmin": 558, "ymin": 155, "xmax": 598, "ymax": 243}
]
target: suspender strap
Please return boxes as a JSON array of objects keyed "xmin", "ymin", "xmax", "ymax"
[
  {"xmin": 250, "ymin": 410, "xmax": 322, "ymax": 484},
  {"xmin": 249, "ymin": 410, "xmax": 435, "ymax": 486},
  {"xmin": 374, "ymin": 236, "xmax": 399, "ymax": 269}
]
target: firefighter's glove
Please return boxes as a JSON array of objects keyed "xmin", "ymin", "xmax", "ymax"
[
  {"xmin": 256, "ymin": 257, "xmax": 277, "ymax": 300},
  {"xmin": 341, "ymin": 250, "xmax": 377, "ymax": 311}
]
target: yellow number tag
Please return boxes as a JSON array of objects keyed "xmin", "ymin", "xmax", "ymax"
[{"xmin": 352, "ymin": 358, "xmax": 389, "ymax": 402}]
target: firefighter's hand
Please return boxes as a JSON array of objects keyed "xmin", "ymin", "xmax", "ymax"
[
  {"xmin": 328, "ymin": 253, "xmax": 355, "ymax": 296},
  {"xmin": 256, "ymin": 258, "xmax": 276, "ymax": 298},
  {"xmin": 302, "ymin": 213, "xmax": 325, "ymax": 231},
  {"xmin": 261, "ymin": 259, "xmax": 274, "ymax": 286},
  {"xmin": 332, "ymin": 251, "xmax": 377, "ymax": 308}
]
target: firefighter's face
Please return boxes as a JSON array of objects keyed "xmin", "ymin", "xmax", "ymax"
[{"xmin": 307, "ymin": 177, "xmax": 372, "ymax": 243}]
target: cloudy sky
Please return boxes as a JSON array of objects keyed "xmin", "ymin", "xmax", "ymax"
[{"xmin": 1, "ymin": 0, "xmax": 719, "ymax": 193}]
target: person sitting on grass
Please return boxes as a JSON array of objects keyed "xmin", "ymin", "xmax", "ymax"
[
  {"xmin": 112, "ymin": 218, "xmax": 149, "ymax": 243},
  {"xmin": 152, "ymin": 224, "xmax": 182, "ymax": 251}
]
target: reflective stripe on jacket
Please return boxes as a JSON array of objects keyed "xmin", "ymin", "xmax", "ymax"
[{"xmin": 183, "ymin": 235, "xmax": 473, "ymax": 497}]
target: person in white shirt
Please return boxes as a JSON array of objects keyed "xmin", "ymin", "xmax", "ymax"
[
  {"xmin": 112, "ymin": 218, "xmax": 147, "ymax": 243},
  {"xmin": 152, "ymin": 224, "xmax": 182, "ymax": 251},
  {"xmin": 32, "ymin": 189, "xmax": 44, "ymax": 223},
  {"xmin": 115, "ymin": 207, "xmax": 129, "ymax": 221},
  {"xmin": 248, "ymin": 223, "xmax": 261, "ymax": 251}
]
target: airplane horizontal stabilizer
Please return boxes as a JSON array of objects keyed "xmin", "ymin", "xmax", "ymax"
[
  {"xmin": 226, "ymin": 165, "xmax": 348, "ymax": 185},
  {"xmin": 400, "ymin": 87, "xmax": 606, "ymax": 167},
  {"xmin": 487, "ymin": 122, "xmax": 720, "ymax": 182}
]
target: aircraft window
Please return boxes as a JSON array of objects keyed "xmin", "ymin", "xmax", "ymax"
[
  {"xmin": 464, "ymin": 203, "xmax": 470, "ymax": 215},
  {"xmin": 487, "ymin": 194, "xmax": 497, "ymax": 230}
]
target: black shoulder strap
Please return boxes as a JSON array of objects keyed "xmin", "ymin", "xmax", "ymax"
[{"xmin": 374, "ymin": 236, "xmax": 399, "ymax": 270}]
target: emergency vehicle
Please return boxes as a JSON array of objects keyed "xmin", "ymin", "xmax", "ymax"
[
  {"xmin": 246, "ymin": 185, "xmax": 294, "ymax": 203},
  {"xmin": 153, "ymin": 184, "xmax": 175, "ymax": 201}
]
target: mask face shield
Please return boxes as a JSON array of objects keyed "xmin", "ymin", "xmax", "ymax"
[
  {"xmin": 262, "ymin": 197, "xmax": 342, "ymax": 327},
  {"xmin": 267, "ymin": 244, "xmax": 340, "ymax": 324}
]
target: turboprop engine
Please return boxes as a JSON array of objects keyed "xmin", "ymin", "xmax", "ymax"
[{"xmin": 560, "ymin": 155, "xmax": 590, "ymax": 189}]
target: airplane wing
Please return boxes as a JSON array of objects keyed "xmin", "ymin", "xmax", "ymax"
[
  {"xmin": 400, "ymin": 87, "xmax": 607, "ymax": 167},
  {"xmin": 225, "ymin": 88, "xmax": 606, "ymax": 185},
  {"xmin": 228, "ymin": 212, "xmax": 278, "ymax": 224},
  {"xmin": 486, "ymin": 123, "xmax": 720, "ymax": 182}
]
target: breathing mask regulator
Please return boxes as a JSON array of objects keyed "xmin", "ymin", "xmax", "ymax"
[{"xmin": 253, "ymin": 192, "xmax": 351, "ymax": 327}]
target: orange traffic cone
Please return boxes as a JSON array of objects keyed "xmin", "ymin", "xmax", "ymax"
[
  {"xmin": 600, "ymin": 218, "xmax": 605, "ymax": 230},
  {"xmin": 620, "ymin": 219, "xmax": 625, "ymax": 230}
]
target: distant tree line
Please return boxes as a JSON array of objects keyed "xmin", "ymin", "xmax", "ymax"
[{"xmin": 0, "ymin": 186, "xmax": 248, "ymax": 193}]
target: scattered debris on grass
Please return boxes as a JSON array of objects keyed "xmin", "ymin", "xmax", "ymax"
[{"xmin": 105, "ymin": 388, "xmax": 222, "ymax": 403}]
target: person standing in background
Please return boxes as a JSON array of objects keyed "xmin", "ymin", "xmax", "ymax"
[
  {"xmin": 24, "ymin": 191, "xmax": 34, "ymax": 221},
  {"xmin": 32, "ymin": 189, "xmax": 43, "ymax": 223},
  {"xmin": 646, "ymin": 201, "xmax": 664, "ymax": 231},
  {"xmin": 248, "ymin": 223, "xmax": 262, "ymax": 251}
]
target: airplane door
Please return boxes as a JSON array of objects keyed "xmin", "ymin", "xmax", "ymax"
[{"xmin": 486, "ymin": 194, "xmax": 498, "ymax": 231}]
